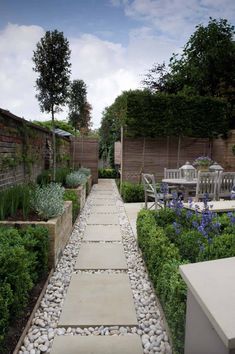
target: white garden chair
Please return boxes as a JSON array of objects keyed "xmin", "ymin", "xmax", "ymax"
[
  {"xmin": 164, "ymin": 168, "xmax": 180, "ymax": 179},
  {"xmin": 142, "ymin": 173, "xmax": 171, "ymax": 210},
  {"xmin": 218, "ymin": 172, "xmax": 235, "ymax": 200},
  {"xmin": 195, "ymin": 171, "xmax": 219, "ymax": 202}
]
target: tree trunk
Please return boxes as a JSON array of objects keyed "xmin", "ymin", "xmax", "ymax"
[{"xmin": 52, "ymin": 108, "xmax": 56, "ymax": 181}]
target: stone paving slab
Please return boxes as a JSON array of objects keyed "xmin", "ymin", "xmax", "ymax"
[
  {"xmin": 92, "ymin": 190, "xmax": 114, "ymax": 195},
  {"xmin": 87, "ymin": 213, "xmax": 119, "ymax": 225},
  {"xmin": 83, "ymin": 225, "xmax": 122, "ymax": 241},
  {"xmin": 91, "ymin": 195, "xmax": 116, "ymax": 200},
  {"xmin": 75, "ymin": 243, "xmax": 127, "ymax": 270},
  {"xmin": 91, "ymin": 205, "xmax": 118, "ymax": 214},
  {"xmin": 91, "ymin": 199, "xmax": 116, "ymax": 206},
  {"xmin": 50, "ymin": 335, "xmax": 143, "ymax": 354},
  {"xmin": 58, "ymin": 273, "xmax": 138, "ymax": 327}
]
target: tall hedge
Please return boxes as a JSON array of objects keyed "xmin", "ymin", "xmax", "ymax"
[{"xmin": 118, "ymin": 90, "xmax": 229, "ymax": 138}]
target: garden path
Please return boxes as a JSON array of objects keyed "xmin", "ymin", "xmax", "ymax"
[{"xmin": 19, "ymin": 179, "xmax": 171, "ymax": 354}]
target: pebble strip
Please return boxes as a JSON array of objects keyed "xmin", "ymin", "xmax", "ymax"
[{"xmin": 19, "ymin": 180, "xmax": 172, "ymax": 354}]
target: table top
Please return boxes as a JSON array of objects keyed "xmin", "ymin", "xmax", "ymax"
[
  {"xmin": 162, "ymin": 178, "xmax": 197, "ymax": 185},
  {"xmin": 180, "ymin": 258, "xmax": 235, "ymax": 348},
  {"xmin": 184, "ymin": 200, "xmax": 235, "ymax": 213}
]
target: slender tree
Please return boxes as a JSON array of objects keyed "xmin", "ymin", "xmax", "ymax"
[
  {"xmin": 68, "ymin": 79, "xmax": 93, "ymax": 168},
  {"xmin": 32, "ymin": 29, "xmax": 71, "ymax": 180},
  {"xmin": 68, "ymin": 79, "xmax": 87, "ymax": 132}
]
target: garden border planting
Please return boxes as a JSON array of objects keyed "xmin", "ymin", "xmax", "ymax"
[{"xmin": 0, "ymin": 201, "xmax": 72, "ymax": 267}]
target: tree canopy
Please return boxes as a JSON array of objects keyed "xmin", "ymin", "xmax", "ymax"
[
  {"xmin": 32, "ymin": 29, "xmax": 71, "ymax": 178},
  {"xmin": 142, "ymin": 18, "xmax": 235, "ymax": 102},
  {"xmin": 68, "ymin": 79, "xmax": 92, "ymax": 134}
]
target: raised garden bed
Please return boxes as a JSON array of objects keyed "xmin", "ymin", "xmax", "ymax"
[
  {"xmin": 0, "ymin": 201, "xmax": 72, "ymax": 267},
  {"xmin": 66, "ymin": 184, "xmax": 86, "ymax": 211}
]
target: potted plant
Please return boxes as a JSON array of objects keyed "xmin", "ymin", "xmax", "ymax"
[{"xmin": 193, "ymin": 156, "xmax": 213, "ymax": 172}]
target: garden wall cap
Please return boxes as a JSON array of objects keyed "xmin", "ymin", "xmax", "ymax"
[{"xmin": 180, "ymin": 257, "xmax": 235, "ymax": 349}]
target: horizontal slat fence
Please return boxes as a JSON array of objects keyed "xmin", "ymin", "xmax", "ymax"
[
  {"xmin": 121, "ymin": 131, "xmax": 235, "ymax": 184},
  {"xmin": 71, "ymin": 137, "xmax": 99, "ymax": 183}
]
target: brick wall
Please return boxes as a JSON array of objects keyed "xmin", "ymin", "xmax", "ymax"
[{"xmin": 0, "ymin": 109, "xmax": 71, "ymax": 189}]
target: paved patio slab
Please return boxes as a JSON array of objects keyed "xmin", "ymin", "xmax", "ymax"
[
  {"xmin": 58, "ymin": 273, "xmax": 138, "ymax": 327},
  {"xmin": 75, "ymin": 243, "xmax": 127, "ymax": 270},
  {"xmin": 91, "ymin": 205, "xmax": 117, "ymax": 214},
  {"xmin": 87, "ymin": 213, "xmax": 119, "ymax": 225},
  {"xmin": 50, "ymin": 335, "xmax": 143, "ymax": 354},
  {"xmin": 83, "ymin": 225, "xmax": 122, "ymax": 241},
  {"xmin": 91, "ymin": 197, "xmax": 116, "ymax": 205}
]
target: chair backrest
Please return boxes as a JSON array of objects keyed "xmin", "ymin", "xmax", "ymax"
[
  {"xmin": 218, "ymin": 172, "xmax": 235, "ymax": 199},
  {"xmin": 180, "ymin": 168, "xmax": 198, "ymax": 180},
  {"xmin": 195, "ymin": 171, "xmax": 218, "ymax": 201},
  {"xmin": 142, "ymin": 173, "xmax": 157, "ymax": 198},
  {"xmin": 164, "ymin": 168, "xmax": 180, "ymax": 179}
]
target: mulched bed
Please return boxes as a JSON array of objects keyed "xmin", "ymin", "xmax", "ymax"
[
  {"xmin": 5, "ymin": 210, "xmax": 45, "ymax": 222},
  {"xmin": 2, "ymin": 273, "xmax": 49, "ymax": 354}
]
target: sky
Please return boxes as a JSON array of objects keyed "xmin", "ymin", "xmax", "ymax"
[{"xmin": 0, "ymin": 0, "xmax": 235, "ymax": 128}]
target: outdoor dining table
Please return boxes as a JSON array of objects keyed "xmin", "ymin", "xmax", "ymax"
[{"xmin": 162, "ymin": 178, "xmax": 197, "ymax": 202}]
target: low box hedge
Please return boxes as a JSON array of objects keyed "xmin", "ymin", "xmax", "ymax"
[
  {"xmin": 0, "ymin": 226, "xmax": 49, "ymax": 351},
  {"xmin": 137, "ymin": 204, "xmax": 235, "ymax": 354},
  {"xmin": 120, "ymin": 182, "xmax": 144, "ymax": 203}
]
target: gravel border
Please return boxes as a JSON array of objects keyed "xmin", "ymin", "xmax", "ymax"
[{"xmin": 19, "ymin": 180, "xmax": 172, "ymax": 354}]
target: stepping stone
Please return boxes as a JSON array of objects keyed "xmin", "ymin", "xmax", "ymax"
[
  {"xmin": 91, "ymin": 205, "xmax": 117, "ymax": 214},
  {"xmin": 83, "ymin": 225, "xmax": 122, "ymax": 241},
  {"xmin": 50, "ymin": 335, "xmax": 143, "ymax": 354},
  {"xmin": 87, "ymin": 214, "xmax": 119, "ymax": 225},
  {"xmin": 92, "ymin": 195, "xmax": 116, "ymax": 200},
  {"xmin": 58, "ymin": 273, "xmax": 138, "ymax": 327},
  {"xmin": 92, "ymin": 190, "xmax": 114, "ymax": 195},
  {"xmin": 75, "ymin": 243, "xmax": 127, "ymax": 270},
  {"xmin": 92, "ymin": 199, "xmax": 116, "ymax": 206}
]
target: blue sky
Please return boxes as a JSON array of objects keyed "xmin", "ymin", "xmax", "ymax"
[{"xmin": 0, "ymin": 0, "xmax": 235, "ymax": 128}]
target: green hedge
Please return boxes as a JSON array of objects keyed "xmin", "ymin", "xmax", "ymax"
[
  {"xmin": 0, "ymin": 226, "xmax": 49, "ymax": 350},
  {"xmin": 98, "ymin": 168, "xmax": 118, "ymax": 178},
  {"xmin": 137, "ymin": 210, "xmax": 186, "ymax": 354},
  {"xmin": 120, "ymin": 182, "xmax": 144, "ymax": 202},
  {"xmin": 116, "ymin": 90, "xmax": 229, "ymax": 138},
  {"xmin": 137, "ymin": 207, "xmax": 235, "ymax": 353}
]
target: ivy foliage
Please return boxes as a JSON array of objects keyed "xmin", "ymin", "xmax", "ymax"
[{"xmin": 112, "ymin": 90, "xmax": 229, "ymax": 138}]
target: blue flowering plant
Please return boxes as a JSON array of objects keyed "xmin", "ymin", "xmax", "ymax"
[{"xmin": 193, "ymin": 156, "xmax": 213, "ymax": 167}]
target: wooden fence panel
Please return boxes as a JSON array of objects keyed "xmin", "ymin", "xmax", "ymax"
[
  {"xmin": 72, "ymin": 137, "xmax": 99, "ymax": 183},
  {"xmin": 121, "ymin": 135, "xmax": 211, "ymax": 183}
]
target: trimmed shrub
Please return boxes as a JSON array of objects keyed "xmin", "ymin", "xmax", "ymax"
[
  {"xmin": 120, "ymin": 182, "xmax": 144, "ymax": 202},
  {"xmin": 64, "ymin": 190, "xmax": 80, "ymax": 223},
  {"xmin": 66, "ymin": 171, "xmax": 87, "ymax": 188},
  {"xmin": 197, "ymin": 232, "xmax": 235, "ymax": 261},
  {"xmin": 30, "ymin": 183, "xmax": 65, "ymax": 220},
  {"xmin": 157, "ymin": 259, "xmax": 187, "ymax": 353},
  {"xmin": 98, "ymin": 168, "xmax": 118, "ymax": 178},
  {"xmin": 137, "ymin": 209, "xmax": 184, "ymax": 354},
  {"xmin": 0, "ymin": 226, "xmax": 49, "ymax": 348},
  {"xmin": 78, "ymin": 167, "xmax": 91, "ymax": 176}
]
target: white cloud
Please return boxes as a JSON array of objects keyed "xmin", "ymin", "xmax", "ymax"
[
  {"xmin": 112, "ymin": 0, "xmax": 235, "ymax": 40},
  {"xmin": 0, "ymin": 23, "xmax": 180, "ymax": 128}
]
